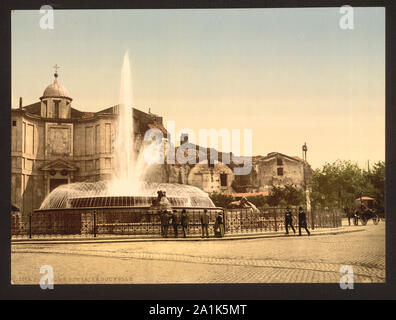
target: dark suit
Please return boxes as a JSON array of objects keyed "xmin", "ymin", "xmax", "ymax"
[
  {"xmin": 171, "ymin": 213, "xmax": 178, "ymax": 238},
  {"xmin": 298, "ymin": 210, "xmax": 311, "ymax": 236},
  {"xmin": 180, "ymin": 212, "xmax": 189, "ymax": 238},
  {"xmin": 284, "ymin": 210, "xmax": 295, "ymax": 234}
]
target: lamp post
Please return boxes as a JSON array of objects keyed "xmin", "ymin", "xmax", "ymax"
[
  {"xmin": 302, "ymin": 142, "xmax": 308, "ymax": 162},
  {"xmin": 302, "ymin": 142, "xmax": 313, "ymax": 228}
]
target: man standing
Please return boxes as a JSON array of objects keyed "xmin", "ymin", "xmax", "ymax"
[
  {"xmin": 162, "ymin": 210, "xmax": 172, "ymax": 238},
  {"xmin": 180, "ymin": 209, "xmax": 189, "ymax": 238},
  {"xmin": 298, "ymin": 206, "xmax": 311, "ymax": 236},
  {"xmin": 160, "ymin": 210, "xmax": 166, "ymax": 237},
  {"xmin": 214, "ymin": 212, "xmax": 225, "ymax": 238},
  {"xmin": 171, "ymin": 210, "xmax": 179, "ymax": 238},
  {"xmin": 200, "ymin": 209, "xmax": 210, "ymax": 238},
  {"xmin": 284, "ymin": 207, "xmax": 296, "ymax": 235}
]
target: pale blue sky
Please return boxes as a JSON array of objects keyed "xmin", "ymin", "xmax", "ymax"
[{"xmin": 11, "ymin": 8, "xmax": 385, "ymax": 169}]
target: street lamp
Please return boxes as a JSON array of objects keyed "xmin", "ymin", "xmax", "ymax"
[
  {"xmin": 302, "ymin": 142, "xmax": 308, "ymax": 162},
  {"xmin": 302, "ymin": 142, "xmax": 313, "ymax": 228}
]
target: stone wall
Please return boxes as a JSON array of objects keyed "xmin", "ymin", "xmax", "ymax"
[
  {"xmin": 187, "ymin": 162, "xmax": 234, "ymax": 194},
  {"xmin": 234, "ymin": 153, "xmax": 312, "ymax": 193}
]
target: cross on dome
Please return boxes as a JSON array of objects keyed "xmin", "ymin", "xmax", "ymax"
[{"xmin": 53, "ymin": 64, "xmax": 60, "ymax": 78}]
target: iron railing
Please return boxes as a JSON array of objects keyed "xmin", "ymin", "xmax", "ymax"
[{"xmin": 11, "ymin": 207, "xmax": 342, "ymax": 239}]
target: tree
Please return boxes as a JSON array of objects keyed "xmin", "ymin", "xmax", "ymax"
[
  {"xmin": 283, "ymin": 184, "xmax": 305, "ymax": 206},
  {"xmin": 246, "ymin": 195, "xmax": 267, "ymax": 208},
  {"xmin": 267, "ymin": 186, "xmax": 284, "ymax": 207},
  {"xmin": 365, "ymin": 161, "xmax": 385, "ymax": 212},
  {"xmin": 311, "ymin": 160, "xmax": 385, "ymax": 211},
  {"xmin": 209, "ymin": 193, "xmax": 234, "ymax": 208},
  {"xmin": 266, "ymin": 185, "xmax": 304, "ymax": 207}
]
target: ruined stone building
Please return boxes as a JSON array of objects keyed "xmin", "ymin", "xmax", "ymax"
[{"xmin": 233, "ymin": 152, "xmax": 313, "ymax": 194}]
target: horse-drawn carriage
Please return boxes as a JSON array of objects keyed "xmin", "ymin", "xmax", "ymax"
[{"xmin": 350, "ymin": 196, "xmax": 380, "ymax": 226}]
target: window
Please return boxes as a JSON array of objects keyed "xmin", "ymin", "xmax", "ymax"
[
  {"xmin": 12, "ymin": 120, "xmax": 16, "ymax": 126},
  {"xmin": 220, "ymin": 173, "xmax": 227, "ymax": 187},
  {"xmin": 43, "ymin": 100, "xmax": 48, "ymax": 117},
  {"xmin": 277, "ymin": 158, "xmax": 283, "ymax": 166},
  {"xmin": 54, "ymin": 100, "xmax": 60, "ymax": 118},
  {"xmin": 277, "ymin": 167, "xmax": 284, "ymax": 176}
]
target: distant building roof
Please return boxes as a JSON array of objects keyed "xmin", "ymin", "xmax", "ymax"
[
  {"xmin": 232, "ymin": 191, "xmax": 269, "ymax": 198},
  {"xmin": 253, "ymin": 152, "xmax": 305, "ymax": 164},
  {"xmin": 355, "ymin": 196, "xmax": 375, "ymax": 201}
]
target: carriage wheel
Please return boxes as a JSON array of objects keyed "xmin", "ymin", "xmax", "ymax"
[
  {"xmin": 373, "ymin": 215, "xmax": 380, "ymax": 225},
  {"xmin": 361, "ymin": 218, "xmax": 368, "ymax": 226}
]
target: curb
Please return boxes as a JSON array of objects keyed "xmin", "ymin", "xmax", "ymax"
[{"xmin": 11, "ymin": 227, "xmax": 366, "ymax": 245}]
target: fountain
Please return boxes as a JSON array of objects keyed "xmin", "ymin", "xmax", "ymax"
[{"xmin": 35, "ymin": 52, "xmax": 217, "ymax": 236}]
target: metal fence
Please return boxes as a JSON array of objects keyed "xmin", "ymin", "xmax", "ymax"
[
  {"xmin": 224, "ymin": 208, "xmax": 342, "ymax": 234},
  {"xmin": 11, "ymin": 207, "xmax": 342, "ymax": 239}
]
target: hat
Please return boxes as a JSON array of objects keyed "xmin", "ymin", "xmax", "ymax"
[{"xmin": 299, "ymin": 206, "xmax": 303, "ymax": 210}]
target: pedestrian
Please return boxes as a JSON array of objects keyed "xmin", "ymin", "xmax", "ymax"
[
  {"xmin": 345, "ymin": 207, "xmax": 354, "ymax": 226},
  {"xmin": 200, "ymin": 209, "xmax": 210, "ymax": 238},
  {"xmin": 284, "ymin": 207, "xmax": 296, "ymax": 235},
  {"xmin": 298, "ymin": 206, "xmax": 311, "ymax": 236},
  {"xmin": 162, "ymin": 210, "xmax": 171, "ymax": 238},
  {"xmin": 171, "ymin": 210, "xmax": 179, "ymax": 238},
  {"xmin": 180, "ymin": 209, "xmax": 189, "ymax": 238},
  {"xmin": 214, "ymin": 212, "xmax": 225, "ymax": 238},
  {"xmin": 160, "ymin": 210, "xmax": 166, "ymax": 237}
]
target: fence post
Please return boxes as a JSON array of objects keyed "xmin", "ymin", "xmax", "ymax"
[
  {"xmin": 29, "ymin": 212, "xmax": 32, "ymax": 239},
  {"xmin": 93, "ymin": 211, "xmax": 97, "ymax": 238},
  {"xmin": 274, "ymin": 210, "xmax": 278, "ymax": 232}
]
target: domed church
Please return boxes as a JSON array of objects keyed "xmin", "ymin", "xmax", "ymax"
[{"xmin": 11, "ymin": 68, "xmax": 166, "ymax": 219}]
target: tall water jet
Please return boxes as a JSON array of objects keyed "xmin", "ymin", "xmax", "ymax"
[
  {"xmin": 114, "ymin": 51, "xmax": 134, "ymax": 181},
  {"xmin": 109, "ymin": 51, "xmax": 148, "ymax": 195}
]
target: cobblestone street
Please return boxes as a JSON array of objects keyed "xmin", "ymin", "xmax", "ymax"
[{"xmin": 11, "ymin": 222, "xmax": 385, "ymax": 284}]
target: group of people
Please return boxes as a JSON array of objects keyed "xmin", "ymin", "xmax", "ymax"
[
  {"xmin": 160, "ymin": 209, "xmax": 189, "ymax": 238},
  {"xmin": 284, "ymin": 206, "xmax": 311, "ymax": 236},
  {"xmin": 160, "ymin": 209, "xmax": 225, "ymax": 238},
  {"xmin": 160, "ymin": 206, "xmax": 310, "ymax": 238}
]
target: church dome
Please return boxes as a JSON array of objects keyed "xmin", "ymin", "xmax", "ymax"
[{"xmin": 41, "ymin": 72, "xmax": 72, "ymax": 100}]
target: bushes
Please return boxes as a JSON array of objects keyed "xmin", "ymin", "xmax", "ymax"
[
  {"xmin": 209, "ymin": 193, "xmax": 234, "ymax": 208},
  {"xmin": 246, "ymin": 195, "xmax": 267, "ymax": 208},
  {"xmin": 210, "ymin": 185, "xmax": 304, "ymax": 209},
  {"xmin": 267, "ymin": 185, "xmax": 305, "ymax": 207}
]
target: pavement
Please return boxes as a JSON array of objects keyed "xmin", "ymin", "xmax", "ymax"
[{"xmin": 11, "ymin": 220, "xmax": 385, "ymax": 284}]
